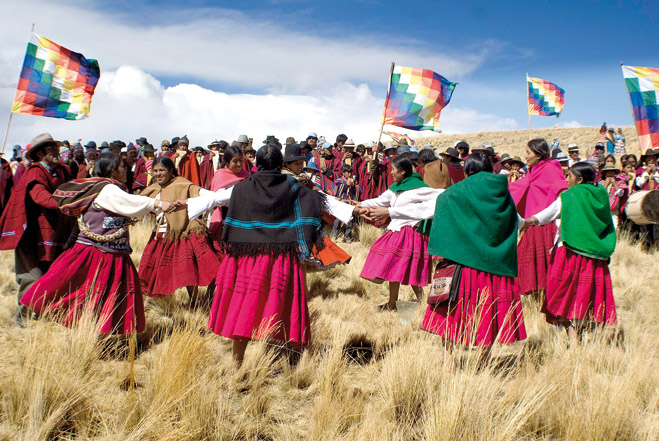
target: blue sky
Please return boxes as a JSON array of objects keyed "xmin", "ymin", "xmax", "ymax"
[{"xmin": 1, "ymin": 0, "xmax": 658, "ymax": 145}]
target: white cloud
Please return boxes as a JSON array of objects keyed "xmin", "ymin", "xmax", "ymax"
[
  {"xmin": 0, "ymin": 1, "xmax": 522, "ymax": 149},
  {"xmin": 559, "ymin": 120, "xmax": 584, "ymax": 128},
  {"xmin": 2, "ymin": 66, "xmax": 525, "ymax": 148}
]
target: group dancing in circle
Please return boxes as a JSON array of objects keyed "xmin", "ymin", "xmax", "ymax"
[{"xmin": 11, "ymin": 135, "xmax": 619, "ymax": 363}]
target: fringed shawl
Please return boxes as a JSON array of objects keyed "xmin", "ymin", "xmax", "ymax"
[{"xmin": 221, "ymin": 170, "xmax": 325, "ymax": 259}]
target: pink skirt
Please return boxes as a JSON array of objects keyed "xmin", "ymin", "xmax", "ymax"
[
  {"xmin": 360, "ymin": 226, "xmax": 433, "ymax": 287},
  {"xmin": 139, "ymin": 231, "xmax": 222, "ymax": 297},
  {"xmin": 543, "ymin": 246, "xmax": 617, "ymax": 325},
  {"xmin": 421, "ymin": 267, "xmax": 526, "ymax": 347},
  {"xmin": 208, "ymin": 253, "xmax": 310, "ymax": 345},
  {"xmin": 20, "ymin": 243, "xmax": 144, "ymax": 334},
  {"xmin": 516, "ymin": 222, "xmax": 557, "ymax": 295}
]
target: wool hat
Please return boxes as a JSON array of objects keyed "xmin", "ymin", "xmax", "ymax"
[
  {"xmin": 283, "ymin": 143, "xmax": 305, "ymax": 163},
  {"xmin": 26, "ymin": 133, "xmax": 62, "ymax": 161}
]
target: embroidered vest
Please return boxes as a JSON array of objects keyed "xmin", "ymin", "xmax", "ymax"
[{"xmin": 77, "ymin": 203, "xmax": 132, "ymax": 254}]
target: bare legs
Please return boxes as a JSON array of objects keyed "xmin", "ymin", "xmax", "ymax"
[
  {"xmin": 379, "ymin": 283, "xmax": 424, "ymax": 311},
  {"xmin": 232, "ymin": 339, "xmax": 249, "ymax": 366}
]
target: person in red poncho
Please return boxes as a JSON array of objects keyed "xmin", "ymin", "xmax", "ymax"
[
  {"xmin": 509, "ymin": 138, "xmax": 568, "ymax": 297},
  {"xmin": 0, "ymin": 133, "xmax": 74, "ymax": 324},
  {"xmin": 172, "ymin": 136, "xmax": 202, "ymax": 187}
]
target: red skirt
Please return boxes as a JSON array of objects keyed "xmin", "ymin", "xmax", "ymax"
[
  {"xmin": 421, "ymin": 267, "xmax": 526, "ymax": 347},
  {"xmin": 543, "ymin": 246, "xmax": 617, "ymax": 325},
  {"xmin": 139, "ymin": 231, "xmax": 222, "ymax": 297},
  {"xmin": 516, "ymin": 222, "xmax": 557, "ymax": 295},
  {"xmin": 360, "ymin": 226, "xmax": 433, "ymax": 287},
  {"xmin": 307, "ymin": 235, "xmax": 351, "ymax": 271},
  {"xmin": 20, "ymin": 243, "xmax": 144, "ymax": 334},
  {"xmin": 208, "ymin": 253, "xmax": 310, "ymax": 345}
]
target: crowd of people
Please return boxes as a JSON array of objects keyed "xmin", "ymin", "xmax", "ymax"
[{"xmin": 0, "ymin": 128, "xmax": 656, "ymax": 364}]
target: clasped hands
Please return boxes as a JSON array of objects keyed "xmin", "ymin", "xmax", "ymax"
[
  {"xmin": 158, "ymin": 199, "xmax": 188, "ymax": 214},
  {"xmin": 348, "ymin": 200, "xmax": 390, "ymax": 222}
]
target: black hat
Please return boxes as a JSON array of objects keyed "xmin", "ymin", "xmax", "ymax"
[
  {"xmin": 100, "ymin": 141, "xmax": 110, "ymax": 149},
  {"xmin": 283, "ymin": 143, "xmax": 305, "ymax": 163},
  {"xmin": 171, "ymin": 136, "xmax": 180, "ymax": 145},
  {"xmin": 143, "ymin": 144, "xmax": 156, "ymax": 153},
  {"xmin": 136, "ymin": 137, "xmax": 148, "ymax": 146},
  {"xmin": 263, "ymin": 135, "xmax": 278, "ymax": 144},
  {"xmin": 84, "ymin": 140, "xmax": 97, "ymax": 149},
  {"xmin": 440, "ymin": 147, "xmax": 462, "ymax": 160},
  {"xmin": 111, "ymin": 140, "xmax": 126, "ymax": 148}
]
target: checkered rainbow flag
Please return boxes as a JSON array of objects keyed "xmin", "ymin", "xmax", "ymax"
[
  {"xmin": 527, "ymin": 75, "xmax": 565, "ymax": 117},
  {"xmin": 383, "ymin": 65, "xmax": 457, "ymax": 131},
  {"xmin": 622, "ymin": 65, "xmax": 659, "ymax": 152},
  {"xmin": 11, "ymin": 33, "xmax": 100, "ymax": 120}
]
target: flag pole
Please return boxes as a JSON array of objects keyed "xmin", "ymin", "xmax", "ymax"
[
  {"xmin": 377, "ymin": 62, "xmax": 395, "ymax": 147},
  {"xmin": 1, "ymin": 24, "xmax": 34, "ymax": 155},
  {"xmin": 526, "ymin": 73, "xmax": 532, "ymax": 140}
]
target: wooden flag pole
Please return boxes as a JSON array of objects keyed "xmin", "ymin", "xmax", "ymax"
[
  {"xmin": 526, "ymin": 73, "xmax": 532, "ymax": 140},
  {"xmin": 376, "ymin": 61, "xmax": 396, "ymax": 147}
]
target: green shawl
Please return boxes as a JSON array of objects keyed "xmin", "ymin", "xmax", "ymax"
[
  {"xmin": 560, "ymin": 184, "xmax": 616, "ymax": 260},
  {"xmin": 389, "ymin": 173, "xmax": 428, "ymax": 194},
  {"xmin": 427, "ymin": 172, "xmax": 519, "ymax": 277}
]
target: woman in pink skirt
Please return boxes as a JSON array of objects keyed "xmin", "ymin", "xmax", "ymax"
[
  {"xmin": 523, "ymin": 162, "xmax": 617, "ymax": 342},
  {"xmin": 184, "ymin": 144, "xmax": 357, "ymax": 364},
  {"xmin": 509, "ymin": 138, "xmax": 568, "ymax": 296},
  {"xmin": 139, "ymin": 157, "xmax": 221, "ymax": 304},
  {"xmin": 20, "ymin": 152, "xmax": 177, "ymax": 334},
  {"xmin": 420, "ymin": 153, "xmax": 526, "ymax": 348},
  {"xmin": 356, "ymin": 156, "xmax": 443, "ymax": 311}
]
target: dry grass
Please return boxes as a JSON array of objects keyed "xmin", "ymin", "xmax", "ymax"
[{"xmin": 0, "ymin": 127, "xmax": 657, "ymax": 440}]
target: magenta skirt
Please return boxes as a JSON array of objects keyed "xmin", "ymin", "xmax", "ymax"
[
  {"xmin": 360, "ymin": 226, "xmax": 433, "ymax": 287},
  {"xmin": 543, "ymin": 246, "xmax": 617, "ymax": 325},
  {"xmin": 516, "ymin": 222, "xmax": 557, "ymax": 295},
  {"xmin": 421, "ymin": 267, "xmax": 526, "ymax": 347},
  {"xmin": 139, "ymin": 231, "xmax": 222, "ymax": 297},
  {"xmin": 208, "ymin": 253, "xmax": 310, "ymax": 345},
  {"xmin": 20, "ymin": 243, "xmax": 144, "ymax": 334}
]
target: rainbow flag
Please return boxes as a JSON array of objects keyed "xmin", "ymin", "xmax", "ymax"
[
  {"xmin": 527, "ymin": 76, "xmax": 564, "ymax": 117},
  {"xmin": 12, "ymin": 33, "xmax": 100, "ymax": 120},
  {"xmin": 384, "ymin": 65, "xmax": 456, "ymax": 131},
  {"xmin": 382, "ymin": 130, "xmax": 415, "ymax": 145},
  {"xmin": 622, "ymin": 65, "xmax": 659, "ymax": 152}
]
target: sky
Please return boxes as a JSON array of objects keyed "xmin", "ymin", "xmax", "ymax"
[{"xmin": 0, "ymin": 0, "xmax": 658, "ymax": 149}]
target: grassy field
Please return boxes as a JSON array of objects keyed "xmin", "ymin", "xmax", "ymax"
[{"xmin": 0, "ymin": 126, "xmax": 657, "ymax": 440}]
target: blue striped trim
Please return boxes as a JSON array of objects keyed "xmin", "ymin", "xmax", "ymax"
[
  {"xmin": 224, "ymin": 217, "xmax": 320, "ymax": 229},
  {"xmin": 289, "ymin": 177, "xmax": 311, "ymax": 259},
  {"xmin": 1, "ymin": 231, "xmax": 16, "ymax": 237}
]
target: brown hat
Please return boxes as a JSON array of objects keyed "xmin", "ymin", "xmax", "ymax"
[
  {"xmin": 26, "ymin": 133, "xmax": 62, "ymax": 161},
  {"xmin": 640, "ymin": 148, "xmax": 659, "ymax": 163},
  {"xmin": 285, "ymin": 136, "xmax": 296, "ymax": 145},
  {"xmin": 601, "ymin": 164, "xmax": 620, "ymax": 174},
  {"xmin": 509, "ymin": 156, "xmax": 525, "ymax": 167}
]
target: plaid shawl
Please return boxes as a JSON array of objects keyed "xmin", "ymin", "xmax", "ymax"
[
  {"xmin": 54, "ymin": 177, "xmax": 125, "ymax": 216},
  {"xmin": 221, "ymin": 170, "xmax": 325, "ymax": 259}
]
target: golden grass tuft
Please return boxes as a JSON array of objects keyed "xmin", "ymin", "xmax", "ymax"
[{"xmin": 0, "ymin": 126, "xmax": 657, "ymax": 440}]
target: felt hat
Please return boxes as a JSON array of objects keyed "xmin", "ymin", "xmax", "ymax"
[
  {"xmin": 343, "ymin": 139, "xmax": 356, "ymax": 149},
  {"xmin": 136, "ymin": 137, "xmax": 147, "ymax": 145},
  {"xmin": 397, "ymin": 145, "xmax": 411, "ymax": 155},
  {"xmin": 143, "ymin": 144, "xmax": 156, "ymax": 153},
  {"xmin": 304, "ymin": 159, "xmax": 319, "ymax": 172},
  {"xmin": 383, "ymin": 143, "xmax": 398, "ymax": 152},
  {"xmin": 556, "ymin": 151, "xmax": 569, "ymax": 163},
  {"xmin": 440, "ymin": 147, "xmax": 462, "ymax": 160},
  {"xmin": 262, "ymin": 135, "xmax": 278, "ymax": 144},
  {"xmin": 171, "ymin": 136, "xmax": 180, "ymax": 145},
  {"xmin": 472, "ymin": 142, "xmax": 496, "ymax": 156},
  {"xmin": 84, "ymin": 140, "xmax": 97, "ymax": 149},
  {"xmin": 509, "ymin": 156, "xmax": 525, "ymax": 167},
  {"xmin": 499, "ymin": 153, "xmax": 513, "ymax": 163},
  {"xmin": 285, "ymin": 136, "xmax": 296, "ymax": 145},
  {"xmin": 640, "ymin": 148, "xmax": 659, "ymax": 163},
  {"xmin": 283, "ymin": 143, "xmax": 305, "ymax": 163},
  {"xmin": 237, "ymin": 134, "xmax": 249, "ymax": 144},
  {"xmin": 100, "ymin": 141, "xmax": 110, "ymax": 149},
  {"xmin": 601, "ymin": 164, "xmax": 620, "ymax": 174},
  {"xmin": 567, "ymin": 143, "xmax": 579, "ymax": 152},
  {"xmin": 178, "ymin": 136, "xmax": 189, "ymax": 146},
  {"xmin": 393, "ymin": 138, "xmax": 409, "ymax": 147},
  {"xmin": 26, "ymin": 133, "xmax": 62, "ymax": 161}
]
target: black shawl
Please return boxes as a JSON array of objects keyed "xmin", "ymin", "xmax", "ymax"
[{"xmin": 221, "ymin": 170, "xmax": 325, "ymax": 259}]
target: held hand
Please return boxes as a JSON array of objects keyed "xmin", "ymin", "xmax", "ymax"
[
  {"xmin": 172, "ymin": 199, "xmax": 188, "ymax": 209},
  {"xmin": 520, "ymin": 217, "xmax": 537, "ymax": 233},
  {"xmin": 347, "ymin": 200, "xmax": 361, "ymax": 206},
  {"xmin": 368, "ymin": 206, "xmax": 390, "ymax": 222},
  {"xmin": 159, "ymin": 200, "xmax": 174, "ymax": 213}
]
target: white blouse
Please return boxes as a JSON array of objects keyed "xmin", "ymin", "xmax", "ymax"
[
  {"xmin": 360, "ymin": 187, "xmax": 445, "ymax": 231},
  {"xmin": 94, "ymin": 184, "xmax": 156, "ymax": 217},
  {"xmin": 531, "ymin": 198, "xmax": 563, "ymax": 248}
]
